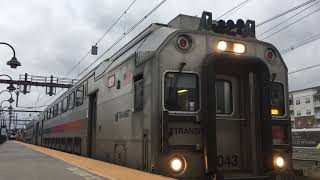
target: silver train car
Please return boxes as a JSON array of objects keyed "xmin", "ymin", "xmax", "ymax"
[
  {"xmin": 292, "ymin": 128, "xmax": 320, "ymax": 147},
  {"xmin": 24, "ymin": 12, "xmax": 293, "ymax": 179}
]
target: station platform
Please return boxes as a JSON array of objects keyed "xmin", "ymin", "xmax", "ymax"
[{"xmin": 0, "ymin": 141, "xmax": 173, "ymax": 180}]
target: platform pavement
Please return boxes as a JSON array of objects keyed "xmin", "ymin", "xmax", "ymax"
[
  {"xmin": 0, "ymin": 141, "xmax": 105, "ymax": 180},
  {"xmin": 0, "ymin": 141, "xmax": 173, "ymax": 180}
]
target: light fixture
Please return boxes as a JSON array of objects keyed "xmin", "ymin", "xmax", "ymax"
[
  {"xmin": 233, "ymin": 43, "xmax": 246, "ymax": 54},
  {"xmin": 217, "ymin": 41, "xmax": 246, "ymax": 54},
  {"xmin": 177, "ymin": 89, "xmax": 189, "ymax": 94},
  {"xmin": 177, "ymin": 34, "xmax": 192, "ymax": 51},
  {"xmin": 7, "ymin": 56, "xmax": 21, "ymax": 69},
  {"xmin": 265, "ymin": 48, "xmax": 276, "ymax": 61},
  {"xmin": 7, "ymin": 84, "xmax": 16, "ymax": 92},
  {"xmin": 169, "ymin": 155, "xmax": 186, "ymax": 174},
  {"xmin": 271, "ymin": 108, "xmax": 279, "ymax": 115},
  {"xmin": 217, "ymin": 41, "xmax": 227, "ymax": 51},
  {"xmin": 274, "ymin": 155, "xmax": 285, "ymax": 169}
]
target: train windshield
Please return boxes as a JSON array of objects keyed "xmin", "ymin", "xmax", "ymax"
[
  {"xmin": 270, "ymin": 82, "xmax": 285, "ymax": 116},
  {"xmin": 164, "ymin": 72, "xmax": 199, "ymax": 112}
]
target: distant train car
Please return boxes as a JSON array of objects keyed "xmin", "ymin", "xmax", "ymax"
[
  {"xmin": 25, "ymin": 12, "xmax": 293, "ymax": 179},
  {"xmin": 292, "ymin": 128, "xmax": 320, "ymax": 147},
  {"xmin": 25, "ymin": 120, "xmax": 35, "ymax": 144}
]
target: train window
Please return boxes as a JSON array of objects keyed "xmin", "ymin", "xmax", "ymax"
[
  {"xmin": 68, "ymin": 92, "xmax": 75, "ymax": 110},
  {"xmin": 164, "ymin": 72, "xmax": 199, "ymax": 112},
  {"xmin": 76, "ymin": 85, "xmax": 84, "ymax": 106},
  {"xmin": 134, "ymin": 74, "xmax": 143, "ymax": 112},
  {"xmin": 63, "ymin": 96, "xmax": 68, "ymax": 112},
  {"xmin": 58, "ymin": 101, "xmax": 62, "ymax": 115},
  {"xmin": 270, "ymin": 82, "xmax": 285, "ymax": 116},
  {"xmin": 215, "ymin": 80, "xmax": 233, "ymax": 114}
]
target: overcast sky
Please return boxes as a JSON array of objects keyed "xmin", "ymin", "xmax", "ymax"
[{"xmin": 0, "ymin": 0, "xmax": 319, "ymax": 125}]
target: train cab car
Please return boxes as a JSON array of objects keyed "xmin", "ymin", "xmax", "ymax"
[{"xmin": 37, "ymin": 12, "xmax": 293, "ymax": 180}]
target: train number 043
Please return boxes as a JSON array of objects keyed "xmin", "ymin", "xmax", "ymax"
[{"xmin": 217, "ymin": 154, "xmax": 239, "ymax": 168}]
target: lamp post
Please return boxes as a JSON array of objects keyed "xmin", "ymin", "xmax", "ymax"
[
  {"xmin": 0, "ymin": 42, "xmax": 21, "ymax": 68},
  {"xmin": 0, "ymin": 74, "xmax": 16, "ymax": 92},
  {"xmin": 0, "ymin": 90, "xmax": 15, "ymax": 104}
]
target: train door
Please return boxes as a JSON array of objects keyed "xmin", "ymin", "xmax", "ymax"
[
  {"xmin": 88, "ymin": 92, "xmax": 97, "ymax": 157},
  {"xmin": 203, "ymin": 55, "xmax": 272, "ymax": 178}
]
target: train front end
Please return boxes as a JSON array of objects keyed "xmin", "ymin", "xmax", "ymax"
[{"xmin": 157, "ymin": 12, "xmax": 293, "ymax": 180}]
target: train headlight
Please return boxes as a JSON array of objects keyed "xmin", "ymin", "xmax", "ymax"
[
  {"xmin": 233, "ymin": 43, "xmax": 246, "ymax": 54},
  {"xmin": 169, "ymin": 155, "xmax": 186, "ymax": 174},
  {"xmin": 217, "ymin": 41, "xmax": 228, "ymax": 51},
  {"xmin": 273, "ymin": 155, "xmax": 286, "ymax": 169},
  {"xmin": 217, "ymin": 41, "xmax": 246, "ymax": 54}
]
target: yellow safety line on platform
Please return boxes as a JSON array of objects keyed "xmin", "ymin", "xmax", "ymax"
[{"xmin": 15, "ymin": 141, "xmax": 174, "ymax": 180}]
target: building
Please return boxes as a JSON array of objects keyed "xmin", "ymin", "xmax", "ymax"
[{"xmin": 289, "ymin": 86, "xmax": 320, "ymax": 129}]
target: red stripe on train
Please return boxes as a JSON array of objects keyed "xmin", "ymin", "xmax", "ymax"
[{"xmin": 50, "ymin": 119, "xmax": 83, "ymax": 134}]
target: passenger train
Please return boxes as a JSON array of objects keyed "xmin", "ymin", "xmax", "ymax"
[{"xmin": 19, "ymin": 12, "xmax": 294, "ymax": 179}]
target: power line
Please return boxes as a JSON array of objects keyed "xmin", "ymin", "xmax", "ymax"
[
  {"xmin": 256, "ymin": 0, "xmax": 318, "ymax": 27},
  {"xmin": 35, "ymin": 0, "xmax": 138, "ymax": 108},
  {"xmin": 77, "ymin": 0, "xmax": 168, "ymax": 77},
  {"xmin": 261, "ymin": 7, "xmax": 320, "ymax": 40},
  {"xmin": 215, "ymin": 0, "xmax": 251, "ymax": 20},
  {"xmin": 280, "ymin": 33, "xmax": 320, "ymax": 54},
  {"xmin": 289, "ymin": 64, "xmax": 320, "ymax": 74},
  {"xmin": 64, "ymin": 0, "xmax": 138, "ymax": 78},
  {"xmin": 223, "ymin": 0, "xmax": 252, "ymax": 19},
  {"xmin": 38, "ymin": 0, "xmax": 168, "ymax": 108},
  {"xmin": 95, "ymin": 0, "xmax": 138, "ymax": 45},
  {"xmin": 258, "ymin": 1, "xmax": 320, "ymax": 37},
  {"xmin": 284, "ymin": 35, "xmax": 320, "ymax": 75}
]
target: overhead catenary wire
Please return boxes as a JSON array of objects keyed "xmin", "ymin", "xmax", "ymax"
[
  {"xmin": 280, "ymin": 34, "xmax": 320, "ymax": 74},
  {"xmin": 280, "ymin": 33, "xmax": 320, "ymax": 54},
  {"xmin": 38, "ymin": 0, "xmax": 168, "ymax": 108},
  {"xmin": 258, "ymin": 1, "xmax": 320, "ymax": 37},
  {"xmin": 256, "ymin": 0, "xmax": 318, "ymax": 27},
  {"xmin": 77, "ymin": 0, "xmax": 168, "ymax": 78},
  {"xmin": 261, "ymin": 7, "xmax": 320, "ymax": 40},
  {"xmin": 35, "ymin": 0, "xmax": 138, "ymax": 108},
  {"xmin": 289, "ymin": 64, "xmax": 320, "ymax": 74},
  {"xmin": 64, "ymin": 0, "xmax": 138, "ymax": 78},
  {"xmin": 215, "ymin": 0, "xmax": 251, "ymax": 20},
  {"xmin": 222, "ymin": 0, "xmax": 252, "ymax": 19}
]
